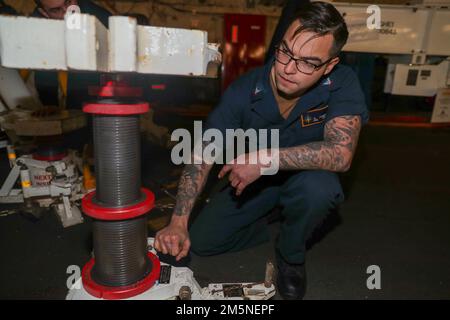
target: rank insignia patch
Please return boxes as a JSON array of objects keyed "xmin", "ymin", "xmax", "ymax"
[{"xmin": 300, "ymin": 105, "xmax": 328, "ymax": 127}]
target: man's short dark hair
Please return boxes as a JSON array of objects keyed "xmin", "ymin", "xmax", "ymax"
[{"xmin": 289, "ymin": 1, "xmax": 349, "ymax": 58}]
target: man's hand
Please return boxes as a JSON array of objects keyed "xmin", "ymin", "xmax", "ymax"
[
  {"xmin": 218, "ymin": 151, "xmax": 266, "ymax": 196},
  {"xmin": 154, "ymin": 156, "xmax": 213, "ymax": 261},
  {"xmin": 154, "ymin": 217, "xmax": 190, "ymax": 261}
]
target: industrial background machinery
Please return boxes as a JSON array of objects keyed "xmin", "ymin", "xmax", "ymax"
[
  {"xmin": 334, "ymin": 2, "xmax": 450, "ymax": 97},
  {"xmin": 332, "ymin": 1, "xmax": 450, "ymax": 122},
  {"xmin": 0, "ymin": 66, "xmax": 87, "ymax": 227},
  {"xmin": 0, "ymin": 145, "xmax": 85, "ymax": 227}
]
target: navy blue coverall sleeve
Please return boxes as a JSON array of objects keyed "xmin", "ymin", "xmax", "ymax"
[
  {"xmin": 327, "ymin": 68, "xmax": 370, "ymax": 125},
  {"xmin": 205, "ymin": 83, "xmax": 245, "ymax": 134}
]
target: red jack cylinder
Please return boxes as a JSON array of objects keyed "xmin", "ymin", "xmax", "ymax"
[{"xmin": 80, "ymin": 75, "xmax": 160, "ymax": 300}]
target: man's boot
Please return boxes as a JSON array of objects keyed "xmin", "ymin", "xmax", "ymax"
[{"xmin": 276, "ymin": 250, "xmax": 307, "ymax": 300}]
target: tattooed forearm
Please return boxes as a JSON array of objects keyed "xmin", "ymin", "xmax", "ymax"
[
  {"xmin": 173, "ymin": 142, "xmax": 214, "ymax": 217},
  {"xmin": 279, "ymin": 115, "xmax": 362, "ymax": 172}
]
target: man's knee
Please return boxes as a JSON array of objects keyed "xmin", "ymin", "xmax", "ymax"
[
  {"xmin": 189, "ymin": 235, "xmax": 212, "ymax": 257},
  {"xmin": 281, "ymin": 171, "xmax": 344, "ymax": 211},
  {"xmin": 189, "ymin": 223, "xmax": 227, "ymax": 256}
]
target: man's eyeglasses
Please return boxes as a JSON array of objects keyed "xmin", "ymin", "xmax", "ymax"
[{"xmin": 274, "ymin": 45, "xmax": 334, "ymax": 75}]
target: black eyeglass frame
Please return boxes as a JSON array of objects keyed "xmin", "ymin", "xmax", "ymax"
[{"xmin": 274, "ymin": 45, "xmax": 335, "ymax": 75}]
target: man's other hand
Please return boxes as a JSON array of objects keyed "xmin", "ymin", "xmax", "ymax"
[{"xmin": 218, "ymin": 152, "xmax": 264, "ymax": 196}]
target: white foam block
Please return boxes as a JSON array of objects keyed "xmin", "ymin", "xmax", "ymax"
[
  {"xmin": 137, "ymin": 26, "xmax": 208, "ymax": 76},
  {"xmin": 109, "ymin": 16, "xmax": 137, "ymax": 72},
  {"xmin": 0, "ymin": 16, "xmax": 66, "ymax": 70},
  {"xmin": 65, "ymin": 14, "xmax": 109, "ymax": 72}
]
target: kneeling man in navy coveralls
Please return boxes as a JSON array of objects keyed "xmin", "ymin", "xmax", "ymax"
[{"xmin": 155, "ymin": 1, "xmax": 369, "ymax": 300}]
